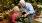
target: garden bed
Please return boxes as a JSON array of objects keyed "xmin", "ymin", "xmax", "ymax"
[{"xmin": 0, "ymin": 19, "xmax": 10, "ymax": 23}]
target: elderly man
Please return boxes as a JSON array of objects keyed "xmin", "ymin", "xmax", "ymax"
[{"xmin": 20, "ymin": 0, "xmax": 36, "ymax": 23}]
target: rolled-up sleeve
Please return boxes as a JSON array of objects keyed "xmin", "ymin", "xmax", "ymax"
[{"xmin": 27, "ymin": 3, "xmax": 35, "ymax": 14}]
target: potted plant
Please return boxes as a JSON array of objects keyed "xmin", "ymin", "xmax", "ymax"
[
  {"xmin": 36, "ymin": 8, "xmax": 41, "ymax": 16},
  {"xmin": 0, "ymin": 13, "xmax": 4, "ymax": 21}
]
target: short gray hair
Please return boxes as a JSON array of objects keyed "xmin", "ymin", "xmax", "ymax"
[{"xmin": 19, "ymin": 0, "xmax": 25, "ymax": 4}]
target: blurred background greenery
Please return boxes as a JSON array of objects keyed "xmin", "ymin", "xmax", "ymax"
[
  {"xmin": 0, "ymin": 0, "xmax": 42, "ymax": 13},
  {"xmin": 0, "ymin": 0, "xmax": 42, "ymax": 23}
]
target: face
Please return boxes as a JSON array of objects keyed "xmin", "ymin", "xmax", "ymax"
[{"xmin": 20, "ymin": 2, "xmax": 26, "ymax": 7}]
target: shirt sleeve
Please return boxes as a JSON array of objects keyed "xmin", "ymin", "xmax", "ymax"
[
  {"xmin": 27, "ymin": 3, "xmax": 35, "ymax": 14},
  {"xmin": 21, "ymin": 6, "xmax": 24, "ymax": 12}
]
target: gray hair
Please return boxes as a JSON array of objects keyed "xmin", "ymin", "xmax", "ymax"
[{"xmin": 19, "ymin": 0, "xmax": 25, "ymax": 4}]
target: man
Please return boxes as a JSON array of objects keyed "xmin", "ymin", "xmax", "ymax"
[{"xmin": 19, "ymin": 0, "xmax": 36, "ymax": 23}]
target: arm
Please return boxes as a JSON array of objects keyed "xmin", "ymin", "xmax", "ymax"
[
  {"xmin": 24, "ymin": 12, "xmax": 30, "ymax": 17},
  {"xmin": 24, "ymin": 3, "xmax": 35, "ymax": 17},
  {"xmin": 27, "ymin": 3, "xmax": 35, "ymax": 14},
  {"xmin": 20, "ymin": 6, "xmax": 25, "ymax": 14}
]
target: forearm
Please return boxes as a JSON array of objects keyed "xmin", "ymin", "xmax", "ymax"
[
  {"xmin": 24, "ymin": 12, "xmax": 30, "ymax": 17},
  {"xmin": 27, "ymin": 12, "xmax": 30, "ymax": 15}
]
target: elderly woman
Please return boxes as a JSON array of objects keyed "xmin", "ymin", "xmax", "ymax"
[{"xmin": 11, "ymin": 6, "xmax": 21, "ymax": 23}]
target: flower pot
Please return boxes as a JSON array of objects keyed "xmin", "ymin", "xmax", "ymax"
[{"xmin": 36, "ymin": 12, "xmax": 41, "ymax": 16}]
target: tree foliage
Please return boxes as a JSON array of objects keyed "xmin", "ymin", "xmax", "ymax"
[{"xmin": 12, "ymin": 0, "xmax": 20, "ymax": 5}]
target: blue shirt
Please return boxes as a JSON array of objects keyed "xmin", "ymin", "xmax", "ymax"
[{"xmin": 21, "ymin": 3, "xmax": 35, "ymax": 14}]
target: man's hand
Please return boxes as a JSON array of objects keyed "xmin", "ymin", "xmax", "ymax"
[
  {"xmin": 24, "ymin": 12, "xmax": 30, "ymax": 17},
  {"xmin": 24, "ymin": 14, "xmax": 28, "ymax": 17}
]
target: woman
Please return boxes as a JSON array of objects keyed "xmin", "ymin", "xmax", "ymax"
[{"xmin": 12, "ymin": 6, "xmax": 21, "ymax": 23}]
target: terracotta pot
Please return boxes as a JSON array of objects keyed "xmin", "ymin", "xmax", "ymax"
[{"xmin": 36, "ymin": 12, "xmax": 41, "ymax": 16}]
